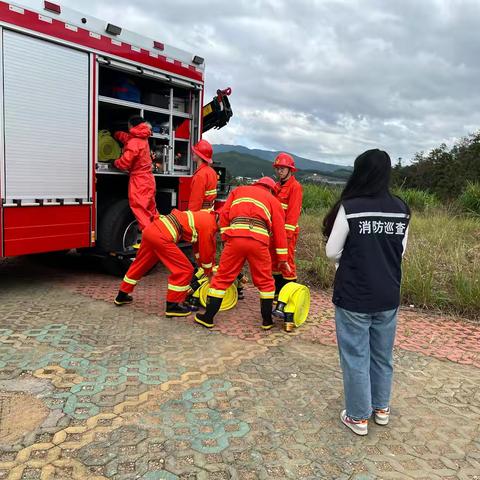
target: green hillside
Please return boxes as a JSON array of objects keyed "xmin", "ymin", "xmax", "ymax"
[
  {"xmin": 213, "ymin": 144, "xmax": 351, "ymax": 174},
  {"xmin": 214, "ymin": 151, "xmax": 349, "ymax": 181},
  {"xmin": 214, "ymin": 152, "xmax": 273, "ymax": 178}
]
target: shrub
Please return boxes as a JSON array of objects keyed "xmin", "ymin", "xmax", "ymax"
[
  {"xmin": 393, "ymin": 188, "xmax": 439, "ymax": 212},
  {"xmin": 302, "ymin": 184, "xmax": 340, "ymax": 212},
  {"xmin": 302, "ymin": 184, "xmax": 440, "ymax": 214},
  {"xmin": 458, "ymin": 182, "xmax": 480, "ymax": 216}
]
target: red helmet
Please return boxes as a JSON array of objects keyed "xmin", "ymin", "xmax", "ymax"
[
  {"xmin": 273, "ymin": 152, "xmax": 296, "ymax": 172},
  {"xmin": 253, "ymin": 176, "xmax": 277, "ymax": 191},
  {"xmin": 192, "ymin": 139, "xmax": 213, "ymax": 164}
]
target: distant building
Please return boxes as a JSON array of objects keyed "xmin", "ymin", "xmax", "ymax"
[
  {"xmin": 304, "ymin": 174, "xmax": 346, "ymax": 185},
  {"xmin": 234, "ymin": 176, "xmax": 256, "ymax": 184}
]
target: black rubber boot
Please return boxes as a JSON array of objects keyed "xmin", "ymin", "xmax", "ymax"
[
  {"xmin": 272, "ymin": 300, "xmax": 286, "ymax": 319},
  {"xmin": 275, "ymin": 276, "xmax": 297, "ymax": 301},
  {"xmin": 190, "ymin": 269, "xmax": 202, "ymax": 292},
  {"xmin": 273, "ymin": 274, "xmax": 284, "ymax": 297},
  {"xmin": 190, "ymin": 278, "xmax": 201, "ymax": 292},
  {"xmin": 114, "ymin": 291, "xmax": 133, "ymax": 306},
  {"xmin": 284, "ymin": 312, "xmax": 295, "ymax": 333},
  {"xmin": 261, "ymin": 298, "xmax": 274, "ymax": 330},
  {"xmin": 165, "ymin": 302, "xmax": 191, "ymax": 317},
  {"xmin": 194, "ymin": 295, "xmax": 222, "ymax": 328},
  {"xmin": 236, "ymin": 272, "xmax": 245, "ymax": 300},
  {"xmin": 187, "ymin": 295, "xmax": 201, "ymax": 312}
]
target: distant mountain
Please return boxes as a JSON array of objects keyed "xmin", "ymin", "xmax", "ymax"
[
  {"xmin": 214, "ymin": 151, "xmax": 350, "ymax": 181},
  {"xmin": 214, "ymin": 152, "xmax": 274, "ymax": 179},
  {"xmin": 213, "ymin": 144, "xmax": 351, "ymax": 175}
]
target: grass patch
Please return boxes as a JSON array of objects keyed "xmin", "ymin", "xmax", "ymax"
[
  {"xmin": 393, "ymin": 188, "xmax": 439, "ymax": 212},
  {"xmin": 302, "ymin": 184, "xmax": 341, "ymax": 211},
  {"xmin": 297, "ymin": 210, "xmax": 480, "ymax": 320},
  {"xmin": 458, "ymin": 182, "xmax": 480, "ymax": 216},
  {"xmin": 303, "ymin": 183, "xmax": 440, "ymax": 213}
]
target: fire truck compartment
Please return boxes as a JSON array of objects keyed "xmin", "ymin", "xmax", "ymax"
[{"xmin": 97, "ymin": 64, "xmax": 199, "ymax": 175}]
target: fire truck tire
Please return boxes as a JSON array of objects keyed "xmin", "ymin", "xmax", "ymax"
[{"xmin": 97, "ymin": 199, "xmax": 138, "ymax": 276}]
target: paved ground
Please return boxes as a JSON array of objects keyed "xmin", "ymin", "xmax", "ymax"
[{"xmin": 1, "ymin": 255, "xmax": 479, "ymax": 480}]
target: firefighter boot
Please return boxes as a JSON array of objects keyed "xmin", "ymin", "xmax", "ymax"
[
  {"xmin": 284, "ymin": 312, "xmax": 295, "ymax": 333},
  {"xmin": 194, "ymin": 296, "xmax": 222, "ymax": 328},
  {"xmin": 187, "ymin": 295, "xmax": 201, "ymax": 312},
  {"xmin": 273, "ymin": 274, "xmax": 284, "ymax": 299},
  {"xmin": 261, "ymin": 298, "xmax": 274, "ymax": 330},
  {"xmin": 236, "ymin": 273, "xmax": 246, "ymax": 300},
  {"xmin": 165, "ymin": 302, "xmax": 191, "ymax": 318},
  {"xmin": 114, "ymin": 291, "xmax": 133, "ymax": 306},
  {"xmin": 189, "ymin": 270, "xmax": 201, "ymax": 293},
  {"xmin": 272, "ymin": 300, "xmax": 286, "ymax": 319}
]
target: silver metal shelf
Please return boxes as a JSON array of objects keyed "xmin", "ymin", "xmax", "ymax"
[
  {"xmin": 172, "ymin": 110, "xmax": 191, "ymax": 119},
  {"xmin": 99, "ymin": 95, "xmax": 168, "ymax": 115},
  {"xmin": 95, "ymin": 167, "xmax": 192, "ymax": 178},
  {"xmin": 151, "ymin": 133, "xmax": 170, "ymax": 140},
  {"xmin": 98, "ymin": 95, "xmax": 192, "ymax": 119}
]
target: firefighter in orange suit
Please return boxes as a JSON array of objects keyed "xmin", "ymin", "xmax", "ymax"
[
  {"xmin": 188, "ymin": 139, "xmax": 218, "ymax": 268},
  {"xmin": 114, "ymin": 209, "xmax": 217, "ymax": 317},
  {"xmin": 194, "ymin": 177, "xmax": 290, "ymax": 330},
  {"xmin": 271, "ymin": 152, "xmax": 303, "ymax": 295},
  {"xmin": 189, "ymin": 139, "xmax": 218, "ymax": 211},
  {"xmin": 113, "ymin": 115, "xmax": 158, "ymax": 231}
]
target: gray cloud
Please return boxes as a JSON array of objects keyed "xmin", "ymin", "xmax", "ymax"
[{"xmin": 19, "ymin": 0, "xmax": 480, "ymax": 165}]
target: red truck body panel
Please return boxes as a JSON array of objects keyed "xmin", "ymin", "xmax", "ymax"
[{"xmin": 3, "ymin": 205, "xmax": 91, "ymax": 256}]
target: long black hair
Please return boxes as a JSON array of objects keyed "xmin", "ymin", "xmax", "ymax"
[
  {"xmin": 128, "ymin": 115, "xmax": 145, "ymax": 127},
  {"xmin": 322, "ymin": 149, "xmax": 392, "ymax": 237}
]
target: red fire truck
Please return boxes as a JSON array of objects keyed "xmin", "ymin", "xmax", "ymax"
[{"xmin": 0, "ymin": 1, "xmax": 232, "ymax": 273}]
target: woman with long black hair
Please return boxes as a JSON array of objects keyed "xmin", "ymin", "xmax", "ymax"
[{"xmin": 324, "ymin": 149, "xmax": 410, "ymax": 436}]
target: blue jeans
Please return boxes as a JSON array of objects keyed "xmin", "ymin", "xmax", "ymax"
[{"xmin": 335, "ymin": 306, "xmax": 398, "ymax": 420}]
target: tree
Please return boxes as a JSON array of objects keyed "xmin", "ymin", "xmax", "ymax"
[{"xmin": 392, "ymin": 133, "xmax": 480, "ymax": 199}]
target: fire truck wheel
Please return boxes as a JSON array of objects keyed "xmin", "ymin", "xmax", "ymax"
[{"xmin": 97, "ymin": 199, "xmax": 140, "ymax": 276}]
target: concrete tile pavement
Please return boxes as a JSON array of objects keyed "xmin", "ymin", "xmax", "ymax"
[{"xmin": 0, "ymin": 256, "xmax": 479, "ymax": 479}]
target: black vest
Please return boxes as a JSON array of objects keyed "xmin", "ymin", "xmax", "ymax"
[{"xmin": 333, "ymin": 193, "xmax": 410, "ymax": 313}]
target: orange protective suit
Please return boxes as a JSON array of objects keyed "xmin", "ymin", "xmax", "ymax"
[
  {"xmin": 271, "ymin": 175, "xmax": 303, "ymax": 280},
  {"xmin": 114, "ymin": 123, "xmax": 157, "ymax": 231},
  {"xmin": 209, "ymin": 184, "xmax": 288, "ymax": 300},
  {"xmin": 119, "ymin": 209, "xmax": 217, "ymax": 302},
  {"xmin": 188, "ymin": 162, "xmax": 218, "ymax": 211}
]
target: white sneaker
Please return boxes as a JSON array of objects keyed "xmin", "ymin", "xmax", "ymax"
[
  {"xmin": 340, "ymin": 410, "xmax": 368, "ymax": 436},
  {"xmin": 374, "ymin": 407, "xmax": 390, "ymax": 425}
]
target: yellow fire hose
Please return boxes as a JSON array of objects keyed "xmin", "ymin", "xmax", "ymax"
[
  {"xmin": 190, "ymin": 266, "xmax": 240, "ymax": 312},
  {"xmin": 198, "ymin": 281, "xmax": 238, "ymax": 311},
  {"xmin": 275, "ymin": 282, "xmax": 311, "ymax": 331},
  {"xmin": 191, "ymin": 265, "xmax": 310, "ymax": 328},
  {"xmin": 98, "ymin": 130, "xmax": 122, "ymax": 161}
]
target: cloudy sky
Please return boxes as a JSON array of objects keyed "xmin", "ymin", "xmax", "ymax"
[{"xmin": 19, "ymin": 0, "xmax": 480, "ymax": 165}]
